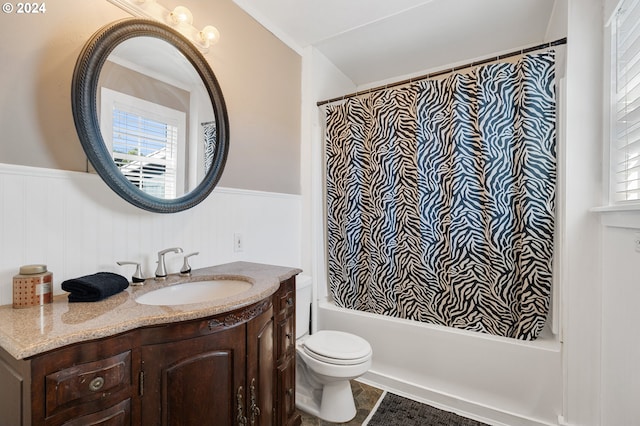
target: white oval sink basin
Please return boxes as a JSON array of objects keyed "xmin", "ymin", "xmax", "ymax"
[{"xmin": 135, "ymin": 279, "xmax": 253, "ymax": 306}]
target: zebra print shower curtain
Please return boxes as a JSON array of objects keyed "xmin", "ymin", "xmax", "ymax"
[{"xmin": 325, "ymin": 52, "xmax": 556, "ymax": 340}]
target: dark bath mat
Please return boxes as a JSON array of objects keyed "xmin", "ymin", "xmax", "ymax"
[{"xmin": 365, "ymin": 392, "xmax": 489, "ymax": 426}]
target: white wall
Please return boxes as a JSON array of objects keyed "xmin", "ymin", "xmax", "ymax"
[
  {"xmin": 0, "ymin": 163, "xmax": 301, "ymax": 306},
  {"xmin": 299, "ymin": 47, "xmax": 356, "ymax": 282},
  {"xmin": 561, "ymin": 0, "xmax": 605, "ymax": 424}
]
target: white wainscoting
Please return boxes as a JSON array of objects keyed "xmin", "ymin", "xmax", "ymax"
[
  {"xmin": 600, "ymin": 223, "xmax": 640, "ymax": 426},
  {"xmin": 0, "ymin": 163, "xmax": 302, "ymax": 306}
]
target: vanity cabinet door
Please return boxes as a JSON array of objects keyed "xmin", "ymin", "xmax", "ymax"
[
  {"xmin": 246, "ymin": 304, "xmax": 275, "ymax": 426},
  {"xmin": 139, "ymin": 324, "xmax": 245, "ymax": 426}
]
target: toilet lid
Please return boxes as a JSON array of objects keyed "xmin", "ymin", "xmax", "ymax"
[{"xmin": 302, "ymin": 330, "xmax": 371, "ymax": 365}]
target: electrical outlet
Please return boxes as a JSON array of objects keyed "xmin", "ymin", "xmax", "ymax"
[{"xmin": 234, "ymin": 233, "xmax": 244, "ymax": 252}]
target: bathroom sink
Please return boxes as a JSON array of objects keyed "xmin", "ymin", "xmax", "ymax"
[{"xmin": 135, "ymin": 279, "xmax": 253, "ymax": 306}]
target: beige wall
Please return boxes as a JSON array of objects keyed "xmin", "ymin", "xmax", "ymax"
[{"xmin": 0, "ymin": 0, "xmax": 301, "ymax": 194}]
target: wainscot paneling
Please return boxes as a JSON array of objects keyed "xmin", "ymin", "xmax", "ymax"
[{"xmin": 0, "ymin": 163, "xmax": 302, "ymax": 306}]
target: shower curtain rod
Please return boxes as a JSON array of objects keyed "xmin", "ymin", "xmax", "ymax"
[{"xmin": 316, "ymin": 37, "xmax": 567, "ymax": 107}]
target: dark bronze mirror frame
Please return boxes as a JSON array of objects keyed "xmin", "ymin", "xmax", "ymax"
[{"xmin": 72, "ymin": 18, "xmax": 229, "ymax": 213}]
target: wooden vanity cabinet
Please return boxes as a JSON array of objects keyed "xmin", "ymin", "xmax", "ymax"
[{"xmin": 0, "ymin": 277, "xmax": 301, "ymax": 426}]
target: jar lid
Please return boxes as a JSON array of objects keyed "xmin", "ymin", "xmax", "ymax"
[{"xmin": 19, "ymin": 264, "xmax": 48, "ymax": 275}]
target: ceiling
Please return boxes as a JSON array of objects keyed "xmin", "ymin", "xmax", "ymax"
[{"xmin": 232, "ymin": 0, "xmax": 558, "ymax": 87}]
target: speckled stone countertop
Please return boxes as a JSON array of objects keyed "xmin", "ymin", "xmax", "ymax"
[{"xmin": 0, "ymin": 262, "xmax": 301, "ymax": 360}]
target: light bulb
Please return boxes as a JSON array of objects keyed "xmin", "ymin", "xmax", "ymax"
[
  {"xmin": 199, "ymin": 25, "xmax": 220, "ymax": 46},
  {"xmin": 169, "ymin": 6, "xmax": 193, "ymax": 25}
]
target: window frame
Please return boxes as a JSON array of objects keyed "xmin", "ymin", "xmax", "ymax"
[{"xmin": 100, "ymin": 87, "xmax": 187, "ymax": 199}]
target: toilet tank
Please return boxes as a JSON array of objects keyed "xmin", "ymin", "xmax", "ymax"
[{"xmin": 296, "ymin": 275, "xmax": 312, "ymax": 339}]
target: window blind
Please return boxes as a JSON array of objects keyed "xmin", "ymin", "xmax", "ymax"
[
  {"xmin": 614, "ymin": 0, "xmax": 640, "ymax": 201},
  {"xmin": 112, "ymin": 109, "xmax": 178, "ymax": 199}
]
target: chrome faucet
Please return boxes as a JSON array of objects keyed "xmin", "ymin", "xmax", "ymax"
[{"xmin": 155, "ymin": 247, "xmax": 183, "ymax": 280}]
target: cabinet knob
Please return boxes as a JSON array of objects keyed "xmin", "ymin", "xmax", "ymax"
[
  {"xmin": 286, "ymin": 297, "xmax": 293, "ymax": 306},
  {"xmin": 89, "ymin": 376, "xmax": 105, "ymax": 392},
  {"xmin": 287, "ymin": 388, "xmax": 294, "ymax": 396}
]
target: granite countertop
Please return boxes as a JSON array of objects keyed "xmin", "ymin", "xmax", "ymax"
[{"xmin": 0, "ymin": 261, "xmax": 301, "ymax": 360}]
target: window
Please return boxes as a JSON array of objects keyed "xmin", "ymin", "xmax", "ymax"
[
  {"xmin": 611, "ymin": 0, "xmax": 640, "ymax": 202},
  {"xmin": 100, "ymin": 88, "xmax": 186, "ymax": 198},
  {"xmin": 112, "ymin": 109, "xmax": 178, "ymax": 198}
]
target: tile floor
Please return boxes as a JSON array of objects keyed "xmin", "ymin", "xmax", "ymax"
[{"xmin": 297, "ymin": 381, "xmax": 384, "ymax": 426}]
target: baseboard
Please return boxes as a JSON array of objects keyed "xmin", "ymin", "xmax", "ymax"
[{"xmin": 358, "ymin": 370, "xmax": 560, "ymax": 426}]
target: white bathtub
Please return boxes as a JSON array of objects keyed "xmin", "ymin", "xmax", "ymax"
[{"xmin": 316, "ymin": 299, "xmax": 562, "ymax": 426}]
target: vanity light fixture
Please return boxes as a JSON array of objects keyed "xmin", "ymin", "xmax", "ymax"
[
  {"xmin": 107, "ymin": 0, "xmax": 220, "ymax": 52},
  {"xmin": 168, "ymin": 5, "xmax": 193, "ymax": 26},
  {"xmin": 199, "ymin": 25, "xmax": 220, "ymax": 48}
]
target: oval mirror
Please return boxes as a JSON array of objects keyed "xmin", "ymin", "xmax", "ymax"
[{"xmin": 72, "ymin": 18, "xmax": 229, "ymax": 213}]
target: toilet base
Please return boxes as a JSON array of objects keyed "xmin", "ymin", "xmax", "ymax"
[{"xmin": 296, "ymin": 379, "xmax": 356, "ymax": 423}]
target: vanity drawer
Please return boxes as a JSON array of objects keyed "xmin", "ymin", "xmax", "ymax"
[
  {"xmin": 276, "ymin": 315, "xmax": 295, "ymax": 359},
  {"xmin": 276, "ymin": 355, "xmax": 296, "ymax": 426},
  {"xmin": 61, "ymin": 398, "xmax": 131, "ymax": 426},
  {"xmin": 45, "ymin": 351, "xmax": 131, "ymax": 417},
  {"xmin": 276, "ymin": 279, "xmax": 295, "ymax": 317}
]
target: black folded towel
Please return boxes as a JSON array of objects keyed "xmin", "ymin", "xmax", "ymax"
[{"xmin": 62, "ymin": 272, "xmax": 129, "ymax": 302}]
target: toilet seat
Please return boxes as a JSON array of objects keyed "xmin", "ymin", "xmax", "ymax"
[{"xmin": 302, "ymin": 330, "xmax": 372, "ymax": 366}]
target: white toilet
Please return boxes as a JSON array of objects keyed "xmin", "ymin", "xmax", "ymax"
[{"xmin": 295, "ymin": 277, "xmax": 373, "ymax": 423}]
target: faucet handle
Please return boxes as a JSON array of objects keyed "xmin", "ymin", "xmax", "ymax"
[
  {"xmin": 116, "ymin": 261, "xmax": 146, "ymax": 285},
  {"xmin": 155, "ymin": 247, "xmax": 183, "ymax": 279},
  {"xmin": 180, "ymin": 252, "xmax": 200, "ymax": 276}
]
